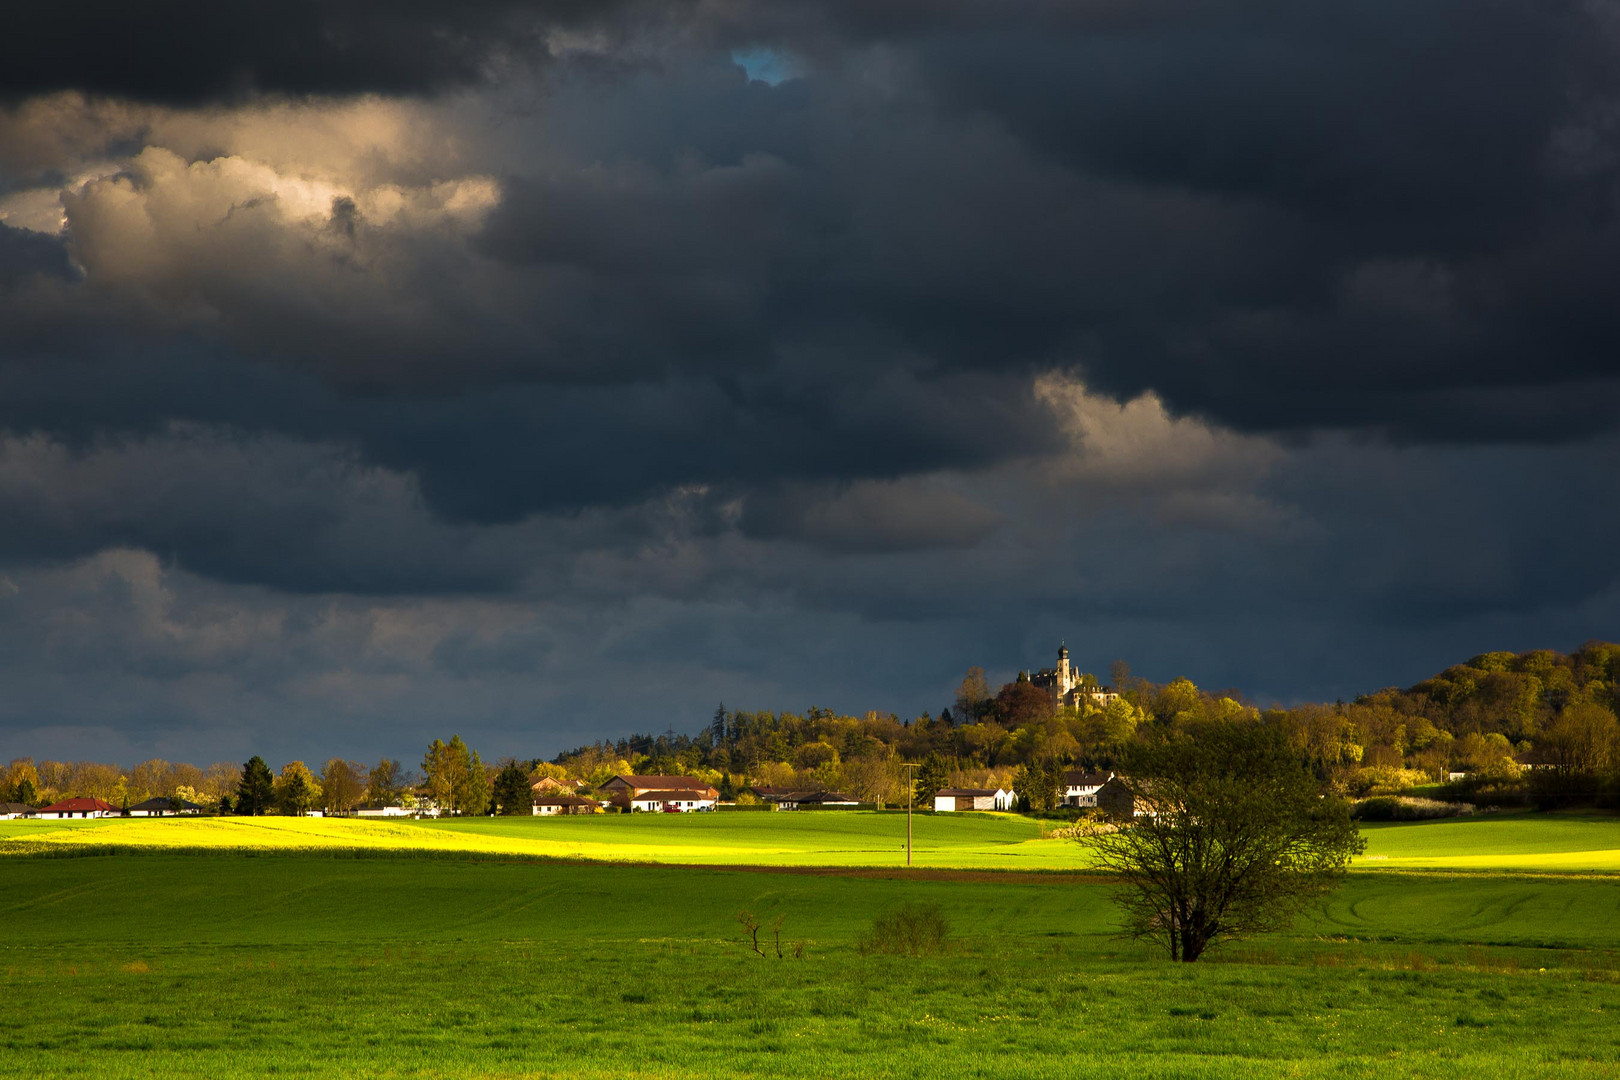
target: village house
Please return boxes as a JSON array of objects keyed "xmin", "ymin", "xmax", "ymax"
[
  {"xmin": 628, "ymin": 789, "xmax": 717, "ymax": 812},
  {"xmin": 33, "ymin": 797, "xmax": 117, "ymax": 819},
  {"xmin": 933, "ymin": 787, "xmax": 1017, "ymax": 812},
  {"xmin": 598, "ymin": 775, "xmax": 718, "ymax": 798},
  {"xmin": 127, "ymin": 797, "xmax": 204, "ymax": 817},
  {"xmin": 1061, "ymin": 769, "xmax": 1114, "ymax": 808},
  {"xmin": 532, "ymin": 795, "xmax": 599, "ymax": 816},
  {"xmin": 0, "ymin": 802, "xmax": 34, "ymax": 819},
  {"xmin": 1030, "ymin": 645, "xmax": 1121, "ymax": 709}
]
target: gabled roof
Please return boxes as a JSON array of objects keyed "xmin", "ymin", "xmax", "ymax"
[
  {"xmin": 532, "ymin": 795, "xmax": 598, "ymax": 807},
  {"xmin": 630, "ymin": 789, "xmax": 717, "ymax": 802},
  {"xmin": 935, "ymin": 788, "xmax": 998, "ymax": 798},
  {"xmin": 791, "ymin": 791, "xmax": 857, "ymax": 804},
  {"xmin": 0, "ymin": 802, "xmax": 35, "ymax": 815},
  {"xmin": 128, "ymin": 797, "xmax": 204, "ymax": 811},
  {"xmin": 1062, "ymin": 770, "xmax": 1113, "ymax": 788},
  {"xmin": 36, "ymin": 797, "xmax": 117, "ymax": 813},
  {"xmin": 601, "ymin": 775, "xmax": 714, "ymax": 791}
]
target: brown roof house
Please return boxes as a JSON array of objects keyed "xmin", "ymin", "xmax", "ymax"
[
  {"xmin": 627, "ymin": 789, "xmax": 718, "ymax": 813},
  {"xmin": 598, "ymin": 775, "xmax": 719, "ymax": 812}
]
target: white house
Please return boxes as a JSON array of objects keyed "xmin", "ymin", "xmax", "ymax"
[
  {"xmin": 0, "ymin": 802, "xmax": 34, "ymax": 819},
  {"xmin": 33, "ymin": 797, "xmax": 117, "ymax": 819},
  {"xmin": 355, "ymin": 806, "xmax": 413, "ymax": 818},
  {"xmin": 630, "ymin": 790, "xmax": 717, "ymax": 812},
  {"xmin": 532, "ymin": 795, "xmax": 598, "ymax": 816},
  {"xmin": 127, "ymin": 797, "xmax": 203, "ymax": 817},
  {"xmin": 933, "ymin": 788, "xmax": 998, "ymax": 812},
  {"xmin": 993, "ymin": 787, "xmax": 1018, "ymax": 811},
  {"xmin": 1061, "ymin": 770, "xmax": 1114, "ymax": 808}
]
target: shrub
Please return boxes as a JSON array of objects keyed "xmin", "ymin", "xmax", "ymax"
[
  {"xmin": 1351, "ymin": 796, "xmax": 1474, "ymax": 821},
  {"xmin": 857, "ymin": 901, "xmax": 950, "ymax": 957},
  {"xmin": 1347, "ymin": 766, "xmax": 1430, "ymax": 797}
]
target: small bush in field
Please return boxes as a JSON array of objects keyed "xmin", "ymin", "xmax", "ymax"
[
  {"xmin": 858, "ymin": 901, "xmax": 950, "ymax": 957},
  {"xmin": 1352, "ymin": 796, "xmax": 1474, "ymax": 821}
]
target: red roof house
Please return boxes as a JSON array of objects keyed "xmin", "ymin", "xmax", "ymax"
[{"xmin": 34, "ymin": 797, "xmax": 118, "ymax": 819}]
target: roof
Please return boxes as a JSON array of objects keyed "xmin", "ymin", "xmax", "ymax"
[
  {"xmin": 602, "ymin": 775, "xmax": 715, "ymax": 791},
  {"xmin": 128, "ymin": 797, "xmax": 204, "ymax": 811},
  {"xmin": 1063, "ymin": 770, "xmax": 1113, "ymax": 788},
  {"xmin": 792, "ymin": 791, "xmax": 858, "ymax": 804},
  {"xmin": 36, "ymin": 797, "xmax": 117, "ymax": 813},
  {"xmin": 0, "ymin": 802, "xmax": 34, "ymax": 815},
  {"xmin": 630, "ymin": 789, "xmax": 717, "ymax": 802},
  {"xmin": 935, "ymin": 788, "xmax": 998, "ymax": 798},
  {"xmin": 532, "ymin": 795, "xmax": 598, "ymax": 806}
]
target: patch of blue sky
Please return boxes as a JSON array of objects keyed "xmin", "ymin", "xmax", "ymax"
[{"xmin": 731, "ymin": 48, "xmax": 799, "ymax": 86}]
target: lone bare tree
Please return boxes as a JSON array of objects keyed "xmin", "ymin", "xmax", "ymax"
[{"xmin": 1087, "ymin": 721, "xmax": 1363, "ymax": 962}]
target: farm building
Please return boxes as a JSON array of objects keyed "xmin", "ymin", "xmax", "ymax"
[
  {"xmin": 532, "ymin": 795, "xmax": 599, "ymax": 816},
  {"xmin": 33, "ymin": 797, "xmax": 118, "ymax": 819},
  {"xmin": 1061, "ymin": 770, "xmax": 1114, "ymax": 808},
  {"xmin": 1096, "ymin": 778, "xmax": 1150, "ymax": 820},
  {"xmin": 127, "ymin": 797, "xmax": 204, "ymax": 816},
  {"xmin": 933, "ymin": 788, "xmax": 1017, "ymax": 812},
  {"xmin": 354, "ymin": 806, "xmax": 413, "ymax": 817},
  {"xmin": 628, "ymin": 790, "xmax": 716, "ymax": 812},
  {"xmin": 0, "ymin": 802, "xmax": 35, "ymax": 819}
]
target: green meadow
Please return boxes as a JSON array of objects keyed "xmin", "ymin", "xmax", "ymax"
[{"xmin": 3, "ymin": 812, "xmax": 1620, "ymax": 1078}]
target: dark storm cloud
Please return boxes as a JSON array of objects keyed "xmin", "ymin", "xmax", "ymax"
[
  {"xmin": 0, "ymin": 0, "xmax": 1618, "ymax": 766},
  {"xmin": 0, "ymin": 223, "xmax": 73, "ymax": 283},
  {"xmin": 0, "ymin": 0, "xmax": 664, "ymax": 105}
]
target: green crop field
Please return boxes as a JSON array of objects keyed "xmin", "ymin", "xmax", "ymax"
[{"xmin": 3, "ymin": 814, "xmax": 1620, "ymax": 1079}]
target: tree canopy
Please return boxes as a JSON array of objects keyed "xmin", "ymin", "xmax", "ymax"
[{"xmin": 1087, "ymin": 721, "xmax": 1363, "ymax": 962}]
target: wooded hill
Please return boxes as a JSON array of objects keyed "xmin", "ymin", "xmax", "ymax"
[{"xmin": 550, "ymin": 641, "xmax": 1620, "ymax": 808}]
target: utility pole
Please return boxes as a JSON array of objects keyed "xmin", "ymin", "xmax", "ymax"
[{"xmin": 901, "ymin": 762, "xmax": 919, "ymax": 867}]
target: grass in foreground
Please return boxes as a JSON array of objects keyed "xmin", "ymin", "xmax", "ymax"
[{"xmin": 2, "ymin": 855, "xmax": 1619, "ymax": 1079}]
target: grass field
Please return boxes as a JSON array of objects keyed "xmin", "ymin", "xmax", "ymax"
[
  {"xmin": 7, "ymin": 808, "xmax": 1620, "ymax": 871},
  {"xmin": 3, "ymin": 853, "xmax": 1619, "ymax": 1079}
]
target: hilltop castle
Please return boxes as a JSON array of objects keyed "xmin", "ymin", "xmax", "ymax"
[{"xmin": 1029, "ymin": 644, "xmax": 1121, "ymax": 710}]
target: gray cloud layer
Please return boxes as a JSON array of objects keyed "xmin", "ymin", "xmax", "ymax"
[{"xmin": 0, "ymin": 1, "xmax": 1617, "ymax": 762}]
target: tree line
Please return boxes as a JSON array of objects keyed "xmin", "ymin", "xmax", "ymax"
[{"xmin": 6, "ymin": 641, "xmax": 1618, "ymax": 813}]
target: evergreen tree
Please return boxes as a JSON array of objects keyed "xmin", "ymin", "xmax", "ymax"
[
  {"xmin": 914, "ymin": 752, "xmax": 951, "ymax": 805},
  {"xmin": 236, "ymin": 756, "xmax": 275, "ymax": 815},
  {"xmin": 491, "ymin": 761, "xmax": 532, "ymax": 815}
]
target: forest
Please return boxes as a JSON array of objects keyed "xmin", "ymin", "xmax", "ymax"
[{"xmin": 5, "ymin": 642, "xmax": 1619, "ymax": 813}]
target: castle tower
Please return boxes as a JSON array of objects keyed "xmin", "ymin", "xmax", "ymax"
[{"xmin": 1058, "ymin": 644, "xmax": 1072, "ymax": 694}]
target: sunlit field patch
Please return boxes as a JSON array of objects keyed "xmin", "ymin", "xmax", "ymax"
[{"xmin": 6, "ymin": 809, "xmax": 1620, "ymax": 872}]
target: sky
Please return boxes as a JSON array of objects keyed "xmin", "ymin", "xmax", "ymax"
[{"xmin": 1, "ymin": 0, "xmax": 1618, "ymax": 767}]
